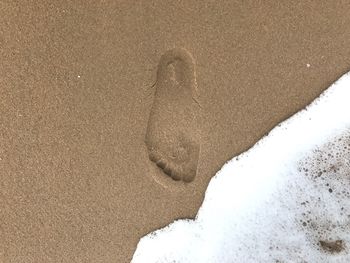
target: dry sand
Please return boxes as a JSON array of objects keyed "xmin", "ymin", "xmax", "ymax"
[{"xmin": 1, "ymin": 1, "xmax": 350, "ymax": 262}]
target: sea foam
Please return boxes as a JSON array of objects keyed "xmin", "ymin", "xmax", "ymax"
[{"xmin": 132, "ymin": 72, "xmax": 350, "ymax": 263}]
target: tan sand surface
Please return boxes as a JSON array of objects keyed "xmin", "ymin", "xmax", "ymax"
[{"xmin": 1, "ymin": 1, "xmax": 350, "ymax": 262}]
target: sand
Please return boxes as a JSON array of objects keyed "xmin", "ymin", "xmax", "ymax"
[{"xmin": 1, "ymin": 1, "xmax": 350, "ymax": 262}]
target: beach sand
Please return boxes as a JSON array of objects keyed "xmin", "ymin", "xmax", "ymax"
[{"xmin": 1, "ymin": 1, "xmax": 350, "ymax": 262}]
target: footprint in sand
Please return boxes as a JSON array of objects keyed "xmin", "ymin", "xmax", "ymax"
[{"xmin": 145, "ymin": 48, "xmax": 201, "ymax": 183}]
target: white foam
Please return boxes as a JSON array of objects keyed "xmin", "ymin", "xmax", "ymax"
[{"xmin": 132, "ymin": 72, "xmax": 350, "ymax": 263}]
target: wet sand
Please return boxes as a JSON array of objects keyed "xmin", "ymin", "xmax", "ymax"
[{"xmin": 1, "ymin": 1, "xmax": 350, "ymax": 262}]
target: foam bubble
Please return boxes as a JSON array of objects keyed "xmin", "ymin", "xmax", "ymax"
[{"xmin": 132, "ymin": 72, "xmax": 350, "ymax": 262}]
